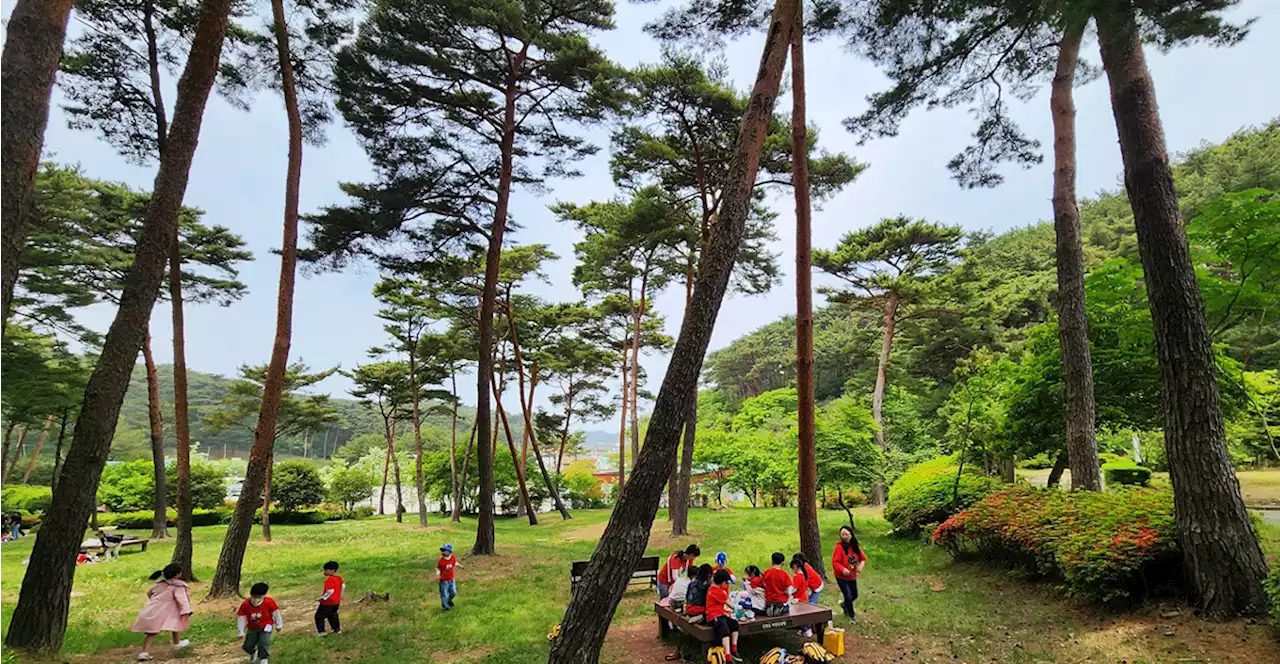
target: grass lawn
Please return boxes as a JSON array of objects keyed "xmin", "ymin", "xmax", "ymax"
[{"xmin": 2, "ymin": 507, "xmax": 1277, "ymax": 663}]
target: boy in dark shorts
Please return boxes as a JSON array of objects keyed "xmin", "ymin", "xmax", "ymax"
[
  {"xmin": 706, "ymin": 569, "xmax": 742, "ymax": 662},
  {"xmin": 315, "ymin": 560, "xmax": 344, "ymax": 635}
]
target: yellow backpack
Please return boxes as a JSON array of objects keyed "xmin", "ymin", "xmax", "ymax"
[
  {"xmin": 759, "ymin": 647, "xmax": 786, "ymax": 664},
  {"xmin": 802, "ymin": 642, "xmax": 835, "ymax": 663},
  {"xmin": 706, "ymin": 646, "xmax": 729, "ymax": 664},
  {"xmin": 546, "ymin": 623, "xmax": 561, "ymax": 643}
]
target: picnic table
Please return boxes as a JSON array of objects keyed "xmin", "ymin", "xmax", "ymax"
[
  {"xmin": 80, "ymin": 536, "xmax": 150, "ymax": 554},
  {"xmin": 655, "ymin": 601, "xmax": 832, "ymax": 651}
]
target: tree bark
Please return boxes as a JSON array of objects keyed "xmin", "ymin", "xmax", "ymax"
[
  {"xmin": 448, "ymin": 372, "xmax": 459, "ymax": 522},
  {"xmin": 617, "ymin": 350, "xmax": 629, "ymax": 491},
  {"xmin": 170, "ymin": 225, "xmax": 196, "ymax": 576},
  {"xmin": 1050, "ymin": 21, "xmax": 1103, "ymax": 493},
  {"xmin": 411, "ymin": 347, "xmax": 428, "ymax": 527},
  {"xmin": 391, "ymin": 426, "xmax": 405, "ymax": 523},
  {"xmin": 492, "ymin": 372, "xmax": 537, "ymax": 525},
  {"xmin": 869, "ymin": 291, "xmax": 900, "ymax": 504},
  {"xmin": 51, "ymin": 409, "xmax": 69, "ymax": 491},
  {"xmin": 472, "ymin": 46, "xmax": 526, "ymax": 556},
  {"xmin": 629, "ymin": 273, "xmax": 647, "ymax": 472},
  {"xmin": 791, "ymin": 5, "xmax": 824, "ymax": 578},
  {"xmin": 671, "ymin": 277, "xmax": 695, "ymax": 537},
  {"xmin": 1095, "ymin": 6, "xmax": 1268, "ymax": 617},
  {"xmin": 20, "ymin": 414, "xmax": 55, "ymax": 483},
  {"xmin": 506, "ymin": 307, "xmax": 572, "ymax": 520},
  {"xmin": 557, "ymin": 388, "xmax": 574, "ymax": 474},
  {"xmin": 5, "ymin": 0, "xmax": 234, "ymax": 646},
  {"xmin": 1, "ymin": 421, "xmax": 19, "ymax": 478},
  {"xmin": 456, "ymin": 416, "xmax": 477, "ymax": 521},
  {"xmin": 261, "ymin": 454, "xmax": 273, "ymax": 543},
  {"xmin": 0, "ymin": 0, "xmax": 75, "ymax": 328},
  {"xmin": 207, "ymin": 0, "xmax": 301, "ymax": 598},
  {"xmin": 1046, "ymin": 450, "xmax": 1069, "ymax": 489},
  {"xmin": 547, "ymin": 5, "xmax": 796, "ymax": 660},
  {"xmin": 142, "ymin": 329, "xmax": 169, "ymax": 538},
  {"xmin": 379, "ymin": 429, "xmax": 391, "ymax": 516},
  {"xmin": 4, "ymin": 427, "xmax": 29, "ymax": 478}
]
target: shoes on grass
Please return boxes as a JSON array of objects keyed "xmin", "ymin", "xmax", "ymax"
[
  {"xmin": 136, "ymin": 653, "xmax": 152, "ymax": 662},
  {"xmin": 316, "ymin": 631, "xmax": 329, "ymax": 637},
  {"xmin": 176, "ymin": 639, "xmax": 190, "ymax": 649}
]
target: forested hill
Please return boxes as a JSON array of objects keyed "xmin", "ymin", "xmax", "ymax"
[{"xmin": 701, "ymin": 119, "xmax": 1278, "ymax": 466}]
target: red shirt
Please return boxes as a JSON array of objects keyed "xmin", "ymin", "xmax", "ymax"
[
  {"xmin": 705, "ymin": 585, "xmax": 730, "ymax": 620},
  {"xmin": 237, "ymin": 597, "xmax": 279, "ymax": 631},
  {"xmin": 321, "ymin": 574, "xmax": 343, "ymax": 605},
  {"xmin": 658, "ymin": 552, "xmax": 686, "ymax": 585},
  {"xmin": 747, "ymin": 575, "xmax": 764, "ymax": 589},
  {"xmin": 832, "ymin": 542, "xmax": 867, "ymax": 581},
  {"xmin": 796, "ymin": 563, "xmax": 823, "ymax": 592},
  {"xmin": 437, "ymin": 555, "xmax": 458, "ymax": 581},
  {"xmin": 762, "ymin": 567, "xmax": 791, "ymax": 603},
  {"xmin": 714, "ymin": 565, "xmax": 735, "ymax": 580},
  {"xmin": 792, "ymin": 571, "xmax": 808, "ymax": 594}
]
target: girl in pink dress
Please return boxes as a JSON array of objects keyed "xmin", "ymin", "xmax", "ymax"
[{"xmin": 130, "ymin": 563, "xmax": 193, "ymax": 661}]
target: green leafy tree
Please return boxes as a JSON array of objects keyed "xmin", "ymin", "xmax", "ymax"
[
  {"xmin": 344, "ymin": 361, "xmax": 413, "ymax": 522},
  {"xmin": 270, "ymin": 459, "xmax": 325, "ymax": 511},
  {"xmin": 325, "ymin": 461, "xmax": 376, "ymax": 509}
]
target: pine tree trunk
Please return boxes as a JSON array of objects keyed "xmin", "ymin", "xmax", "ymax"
[
  {"xmin": 557, "ymin": 391, "xmax": 573, "ymax": 474},
  {"xmin": 671, "ymin": 276, "xmax": 695, "ymax": 537},
  {"xmin": 142, "ymin": 330, "xmax": 169, "ymax": 538},
  {"xmin": 207, "ymin": 0, "xmax": 301, "ymax": 598},
  {"xmin": 1046, "ymin": 450, "xmax": 1069, "ymax": 489},
  {"xmin": 617, "ymin": 351, "xmax": 628, "ymax": 490},
  {"xmin": 0, "ymin": 0, "xmax": 75, "ymax": 327},
  {"xmin": 507, "ymin": 312, "xmax": 572, "ymax": 520},
  {"xmin": 1095, "ymin": 6, "xmax": 1268, "ymax": 617},
  {"xmin": 547, "ymin": 5, "xmax": 796, "ymax": 660},
  {"xmin": 1051, "ymin": 21, "xmax": 1103, "ymax": 493},
  {"xmin": 1, "ymin": 421, "xmax": 18, "ymax": 477},
  {"xmin": 21, "ymin": 414, "xmax": 55, "ymax": 483},
  {"xmin": 169, "ymin": 224, "xmax": 196, "ymax": 576},
  {"xmin": 391, "ymin": 432, "xmax": 405, "ymax": 523},
  {"xmin": 449, "ymin": 373, "xmax": 459, "ymax": 521},
  {"xmin": 492, "ymin": 373, "xmax": 537, "ymax": 525},
  {"xmin": 5, "ymin": 427, "xmax": 29, "ymax": 478},
  {"xmin": 261, "ymin": 453, "xmax": 274, "ymax": 542},
  {"xmin": 456, "ymin": 416, "xmax": 477, "ymax": 521},
  {"xmin": 790, "ymin": 5, "xmax": 824, "ymax": 577},
  {"xmin": 411, "ymin": 349, "xmax": 428, "ymax": 527},
  {"xmin": 869, "ymin": 292, "xmax": 899, "ymax": 505},
  {"xmin": 379, "ymin": 430, "xmax": 391, "ymax": 515},
  {"xmin": 5, "ymin": 0, "xmax": 234, "ymax": 645},
  {"xmin": 472, "ymin": 47, "xmax": 526, "ymax": 556},
  {"xmin": 51, "ymin": 409, "xmax": 69, "ymax": 491},
  {"xmin": 629, "ymin": 276, "xmax": 647, "ymax": 470}
]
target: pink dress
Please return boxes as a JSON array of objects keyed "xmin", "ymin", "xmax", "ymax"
[{"xmin": 130, "ymin": 579, "xmax": 193, "ymax": 634}]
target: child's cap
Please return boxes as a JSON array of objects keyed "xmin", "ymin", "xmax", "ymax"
[
  {"xmin": 440, "ymin": 544, "xmax": 453, "ymax": 553},
  {"xmin": 716, "ymin": 552, "xmax": 727, "ymax": 566}
]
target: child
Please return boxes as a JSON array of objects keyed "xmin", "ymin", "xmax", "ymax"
[
  {"xmin": 130, "ymin": 564, "xmax": 193, "ymax": 661},
  {"xmin": 832, "ymin": 524, "xmax": 868, "ymax": 621},
  {"xmin": 741, "ymin": 566, "xmax": 766, "ymax": 613},
  {"xmin": 706, "ymin": 569, "xmax": 743, "ymax": 662},
  {"xmin": 684, "ymin": 564, "xmax": 713, "ymax": 624},
  {"xmin": 761, "ymin": 552, "xmax": 792, "ymax": 617},
  {"xmin": 315, "ymin": 560, "xmax": 344, "ymax": 635},
  {"xmin": 667, "ymin": 562, "xmax": 693, "ymax": 612},
  {"xmin": 713, "ymin": 551, "xmax": 735, "ymax": 584},
  {"xmin": 657, "ymin": 544, "xmax": 701, "ymax": 598},
  {"xmin": 238, "ymin": 582, "xmax": 283, "ymax": 664},
  {"xmin": 436, "ymin": 543, "xmax": 462, "ymax": 610},
  {"xmin": 789, "ymin": 554, "xmax": 823, "ymax": 637}
]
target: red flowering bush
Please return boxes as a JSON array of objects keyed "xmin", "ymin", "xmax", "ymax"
[{"xmin": 932, "ymin": 486, "xmax": 1178, "ymax": 603}]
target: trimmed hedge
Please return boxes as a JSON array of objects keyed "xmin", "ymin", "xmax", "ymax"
[
  {"xmin": 1103, "ymin": 461, "xmax": 1152, "ymax": 487},
  {"xmin": 2, "ymin": 484, "xmax": 53, "ymax": 513},
  {"xmin": 933, "ymin": 486, "xmax": 1178, "ymax": 603},
  {"xmin": 884, "ymin": 456, "xmax": 999, "ymax": 534},
  {"xmin": 98, "ymin": 506, "xmax": 374, "ymax": 530}
]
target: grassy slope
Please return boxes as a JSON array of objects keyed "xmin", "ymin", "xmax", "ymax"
[{"xmin": 2, "ymin": 507, "xmax": 1277, "ymax": 663}]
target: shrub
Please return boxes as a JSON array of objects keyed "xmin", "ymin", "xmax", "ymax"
[
  {"xmin": 272, "ymin": 460, "xmax": 326, "ymax": 511},
  {"xmin": 190, "ymin": 508, "xmax": 234, "ymax": 526},
  {"xmin": 2, "ymin": 484, "xmax": 53, "ymax": 513},
  {"xmin": 1103, "ymin": 462, "xmax": 1152, "ymax": 487},
  {"xmin": 167, "ymin": 460, "xmax": 228, "ymax": 509},
  {"xmin": 1264, "ymin": 563, "xmax": 1280, "ymax": 633},
  {"xmin": 821, "ymin": 489, "xmax": 868, "ymax": 510},
  {"xmin": 259, "ymin": 509, "xmax": 329, "ymax": 525},
  {"xmin": 98, "ymin": 510, "xmax": 176, "ymax": 530},
  {"xmin": 326, "ymin": 462, "xmax": 377, "ymax": 509},
  {"xmin": 932, "ymin": 486, "xmax": 1178, "ymax": 603},
  {"xmin": 329, "ymin": 505, "xmax": 376, "ymax": 521},
  {"xmin": 98, "ymin": 460, "xmax": 157, "ymax": 512},
  {"xmin": 884, "ymin": 456, "xmax": 999, "ymax": 534}
]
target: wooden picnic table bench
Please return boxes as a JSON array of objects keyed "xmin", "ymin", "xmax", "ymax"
[
  {"xmin": 80, "ymin": 537, "xmax": 150, "ymax": 553},
  {"xmin": 570, "ymin": 555, "xmax": 660, "ymax": 589},
  {"xmin": 655, "ymin": 601, "xmax": 832, "ymax": 649}
]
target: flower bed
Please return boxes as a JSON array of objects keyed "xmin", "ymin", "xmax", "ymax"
[{"xmin": 932, "ymin": 486, "xmax": 1179, "ymax": 602}]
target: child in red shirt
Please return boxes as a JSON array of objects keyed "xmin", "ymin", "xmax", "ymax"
[
  {"xmin": 315, "ymin": 560, "xmax": 344, "ymax": 635},
  {"xmin": 436, "ymin": 543, "xmax": 463, "ymax": 611},
  {"xmin": 761, "ymin": 552, "xmax": 792, "ymax": 616},
  {"xmin": 237, "ymin": 582, "xmax": 282, "ymax": 664},
  {"xmin": 706, "ymin": 569, "xmax": 742, "ymax": 662}
]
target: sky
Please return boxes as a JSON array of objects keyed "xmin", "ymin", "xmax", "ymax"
[{"xmin": 7, "ymin": 1, "xmax": 1280, "ymax": 420}]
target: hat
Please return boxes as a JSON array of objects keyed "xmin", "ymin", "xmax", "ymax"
[
  {"xmin": 716, "ymin": 552, "xmax": 727, "ymax": 566},
  {"xmin": 440, "ymin": 544, "xmax": 453, "ymax": 553}
]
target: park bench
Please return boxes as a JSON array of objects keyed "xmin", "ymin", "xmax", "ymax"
[
  {"xmin": 80, "ymin": 537, "xmax": 150, "ymax": 554},
  {"xmin": 570, "ymin": 555, "xmax": 659, "ymax": 589},
  {"xmin": 655, "ymin": 601, "xmax": 832, "ymax": 653}
]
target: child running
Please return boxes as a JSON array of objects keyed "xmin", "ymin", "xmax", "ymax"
[
  {"xmin": 237, "ymin": 582, "xmax": 282, "ymax": 664},
  {"xmin": 761, "ymin": 552, "xmax": 792, "ymax": 617},
  {"xmin": 436, "ymin": 543, "xmax": 462, "ymax": 610},
  {"xmin": 130, "ymin": 563, "xmax": 193, "ymax": 661},
  {"xmin": 315, "ymin": 560, "xmax": 344, "ymax": 635},
  {"xmin": 832, "ymin": 524, "xmax": 868, "ymax": 621},
  {"xmin": 706, "ymin": 569, "xmax": 743, "ymax": 662}
]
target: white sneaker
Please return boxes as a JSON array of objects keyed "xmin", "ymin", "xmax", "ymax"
[
  {"xmin": 315, "ymin": 631, "xmax": 329, "ymax": 637},
  {"xmin": 248, "ymin": 656, "xmax": 257, "ymax": 664},
  {"xmin": 176, "ymin": 639, "xmax": 191, "ymax": 649},
  {"xmin": 260, "ymin": 659, "xmax": 268, "ymax": 664},
  {"xmin": 137, "ymin": 654, "xmax": 152, "ymax": 662}
]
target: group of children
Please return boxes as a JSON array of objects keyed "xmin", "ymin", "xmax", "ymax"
[
  {"xmin": 656, "ymin": 526, "xmax": 868, "ymax": 662},
  {"xmin": 128, "ymin": 542, "xmax": 464, "ymax": 661}
]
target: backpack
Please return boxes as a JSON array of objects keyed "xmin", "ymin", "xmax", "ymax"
[
  {"xmin": 759, "ymin": 647, "xmax": 787, "ymax": 664},
  {"xmin": 802, "ymin": 642, "xmax": 835, "ymax": 663},
  {"xmin": 546, "ymin": 623, "xmax": 561, "ymax": 643},
  {"xmin": 706, "ymin": 646, "xmax": 728, "ymax": 664}
]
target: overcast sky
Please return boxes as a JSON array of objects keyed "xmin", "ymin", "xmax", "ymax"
[{"xmin": 8, "ymin": 1, "xmax": 1279, "ymax": 419}]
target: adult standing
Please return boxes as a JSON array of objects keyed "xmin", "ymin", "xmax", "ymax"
[
  {"xmin": 656, "ymin": 544, "xmax": 700, "ymax": 598},
  {"xmin": 831, "ymin": 525, "xmax": 866, "ymax": 621}
]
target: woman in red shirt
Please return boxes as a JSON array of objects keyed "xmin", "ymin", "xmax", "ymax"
[
  {"xmin": 831, "ymin": 524, "xmax": 867, "ymax": 620},
  {"xmin": 657, "ymin": 544, "xmax": 700, "ymax": 599}
]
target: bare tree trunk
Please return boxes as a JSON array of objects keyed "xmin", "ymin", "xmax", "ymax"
[
  {"xmin": 617, "ymin": 351, "xmax": 629, "ymax": 490},
  {"xmin": 207, "ymin": 0, "xmax": 302, "ymax": 597},
  {"xmin": 506, "ymin": 310, "xmax": 571, "ymax": 520},
  {"xmin": 1, "ymin": 421, "xmax": 19, "ymax": 477},
  {"xmin": 411, "ymin": 349, "xmax": 428, "ymax": 527},
  {"xmin": 869, "ymin": 292, "xmax": 899, "ymax": 505},
  {"xmin": 448, "ymin": 373, "xmax": 459, "ymax": 521},
  {"xmin": 1095, "ymin": 6, "xmax": 1268, "ymax": 617},
  {"xmin": 4, "ymin": 427, "xmax": 29, "ymax": 478},
  {"xmin": 5, "ymin": 0, "xmax": 234, "ymax": 644},
  {"xmin": 261, "ymin": 453, "xmax": 273, "ymax": 542},
  {"xmin": 170, "ymin": 227, "xmax": 196, "ymax": 576},
  {"xmin": 472, "ymin": 47, "xmax": 527, "ymax": 556},
  {"xmin": 547, "ymin": 5, "xmax": 796, "ymax": 660},
  {"xmin": 51, "ymin": 409, "xmax": 69, "ymax": 491},
  {"xmin": 671, "ymin": 277, "xmax": 695, "ymax": 537},
  {"xmin": 379, "ymin": 431, "xmax": 391, "ymax": 516},
  {"xmin": 1046, "ymin": 450, "xmax": 1069, "ymax": 489},
  {"xmin": 391, "ymin": 427, "xmax": 405, "ymax": 523},
  {"xmin": 455, "ymin": 416, "xmax": 477, "ymax": 522},
  {"xmin": 0, "ymin": 0, "xmax": 75, "ymax": 327},
  {"xmin": 20, "ymin": 414, "xmax": 55, "ymax": 483},
  {"xmin": 556, "ymin": 390, "xmax": 573, "ymax": 474},
  {"xmin": 1051, "ymin": 21, "xmax": 1103, "ymax": 493},
  {"xmin": 629, "ymin": 276, "xmax": 647, "ymax": 472},
  {"xmin": 492, "ymin": 373, "xmax": 537, "ymax": 525},
  {"xmin": 791, "ymin": 4, "xmax": 824, "ymax": 577},
  {"xmin": 142, "ymin": 330, "xmax": 169, "ymax": 538}
]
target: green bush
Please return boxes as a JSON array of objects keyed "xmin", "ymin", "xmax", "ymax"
[
  {"xmin": 99, "ymin": 459, "xmax": 226, "ymax": 512},
  {"xmin": 259, "ymin": 509, "xmax": 329, "ymax": 525},
  {"xmin": 933, "ymin": 486, "xmax": 1178, "ymax": 603},
  {"xmin": 167, "ymin": 461, "xmax": 228, "ymax": 509},
  {"xmin": 884, "ymin": 456, "xmax": 999, "ymax": 534},
  {"xmin": 1103, "ymin": 462, "xmax": 1152, "ymax": 487},
  {"xmin": 329, "ymin": 506, "xmax": 376, "ymax": 521},
  {"xmin": 1265, "ymin": 563, "xmax": 1280, "ymax": 632},
  {"xmin": 2, "ymin": 484, "xmax": 53, "ymax": 513},
  {"xmin": 190, "ymin": 508, "xmax": 234, "ymax": 526},
  {"xmin": 326, "ymin": 462, "xmax": 376, "ymax": 509},
  {"xmin": 272, "ymin": 460, "xmax": 326, "ymax": 511},
  {"xmin": 98, "ymin": 510, "xmax": 175, "ymax": 530}
]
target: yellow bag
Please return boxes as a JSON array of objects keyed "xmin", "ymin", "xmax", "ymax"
[
  {"xmin": 707, "ymin": 646, "xmax": 729, "ymax": 664},
  {"xmin": 547, "ymin": 623, "xmax": 561, "ymax": 643},
  {"xmin": 759, "ymin": 647, "xmax": 786, "ymax": 664},
  {"xmin": 802, "ymin": 641, "xmax": 835, "ymax": 663},
  {"xmin": 822, "ymin": 627, "xmax": 846, "ymax": 657}
]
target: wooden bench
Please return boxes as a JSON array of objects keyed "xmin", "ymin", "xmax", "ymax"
[
  {"xmin": 656, "ymin": 601, "xmax": 832, "ymax": 650},
  {"xmin": 571, "ymin": 555, "xmax": 659, "ymax": 589},
  {"xmin": 80, "ymin": 537, "xmax": 150, "ymax": 554}
]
